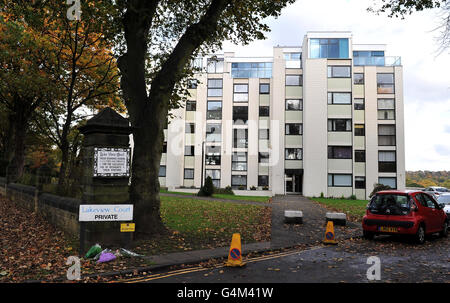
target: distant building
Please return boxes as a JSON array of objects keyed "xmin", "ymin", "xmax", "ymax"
[{"xmin": 157, "ymin": 31, "xmax": 405, "ymax": 199}]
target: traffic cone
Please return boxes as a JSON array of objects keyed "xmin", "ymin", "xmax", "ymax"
[
  {"xmin": 225, "ymin": 233, "xmax": 246, "ymax": 267},
  {"xmin": 323, "ymin": 221, "xmax": 338, "ymax": 245}
]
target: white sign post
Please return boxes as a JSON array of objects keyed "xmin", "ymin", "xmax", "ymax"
[
  {"xmin": 93, "ymin": 147, "xmax": 130, "ymax": 177},
  {"xmin": 79, "ymin": 204, "xmax": 133, "ymax": 222}
]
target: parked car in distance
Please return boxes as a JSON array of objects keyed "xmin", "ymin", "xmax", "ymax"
[
  {"xmin": 362, "ymin": 190, "xmax": 448, "ymax": 244},
  {"xmin": 437, "ymin": 193, "xmax": 450, "ymax": 220},
  {"xmin": 423, "ymin": 186, "xmax": 449, "ymax": 199}
]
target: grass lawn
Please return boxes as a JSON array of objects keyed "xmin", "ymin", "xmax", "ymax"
[
  {"xmin": 309, "ymin": 197, "xmax": 368, "ymax": 221},
  {"xmin": 133, "ymin": 195, "xmax": 271, "ymax": 255},
  {"xmin": 160, "ymin": 188, "xmax": 270, "ymax": 203}
]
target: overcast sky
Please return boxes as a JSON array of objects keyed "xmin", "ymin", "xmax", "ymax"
[{"xmin": 221, "ymin": 0, "xmax": 450, "ymax": 172}]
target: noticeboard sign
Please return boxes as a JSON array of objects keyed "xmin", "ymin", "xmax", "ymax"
[
  {"xmin": 79, "ymin": 204, "xmax": 133, "ymax": 222},
  {"xmin": 93, "ymin": 147, "xmax": 130, "ymax": 177}
]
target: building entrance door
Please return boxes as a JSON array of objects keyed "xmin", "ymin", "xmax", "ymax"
[{"xmin": 285, "ymin": 174, "xmax": 302, "ymax": 194}]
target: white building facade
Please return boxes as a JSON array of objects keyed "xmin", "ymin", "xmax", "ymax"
[{"xmin": 157, "ymin": 31, "xmax": 405, "ymax": 200}]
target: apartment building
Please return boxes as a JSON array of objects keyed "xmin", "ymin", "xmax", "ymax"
[{"xmin": 157, "ymin": 31, "xmax": 405, "ymax": 200}]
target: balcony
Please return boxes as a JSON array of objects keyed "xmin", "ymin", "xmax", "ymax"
[{"xmin": 353, "ymin": 56, "xmax": 401, "ymax": 66}]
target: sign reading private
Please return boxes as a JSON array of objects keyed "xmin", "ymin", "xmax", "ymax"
[
  {"xmin": 94, "ymin": 147, "xmax": 130, "ymax": 177},
  {"xmin": 79, "ymin": 204, "xmax": 133, "ymax": 222}
]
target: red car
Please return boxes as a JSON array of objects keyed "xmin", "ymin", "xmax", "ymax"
[{"xmin": 362, "ymin": 190, "xmax": 448, "ymax": 244}]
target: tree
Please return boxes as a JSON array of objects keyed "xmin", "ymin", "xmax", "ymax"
[
  {"xmin": 198, "ymin": 176, "xmax": 214, "ymax": 197},
  {"xmin": 114, "ymin": 0, "xmax": 295, "ymax": 237}
]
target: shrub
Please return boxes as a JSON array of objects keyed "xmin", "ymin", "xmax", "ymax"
[
  {"xmin": 198, "ymin": 176, "xmax": 214, "ymax": 197},
  {"xmin": 214, "ymin": 186, "xmax": 235, "ymax": 195},
  {"xmin": 369, "ymin": 183, "xmax": 392, "ymax": 198},
  {"xmin": 320, "ymin": 192, "xmax": 324, "ymax": 198},
  {"xmin": 348, "ymin": 194, "xmax": 357, "ymax": 200},
  {"xmin": 250, "ymin": 186, "xmax": 257, "ymax": 190}
]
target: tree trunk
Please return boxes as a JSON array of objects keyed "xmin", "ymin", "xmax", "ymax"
[
  {"xmin": 8, "ymin": 111, "xmax": 27, "ymax": 182},
  {"xmin": 57, "ymin": 117, "xmax": 71, "ymax": 190}
]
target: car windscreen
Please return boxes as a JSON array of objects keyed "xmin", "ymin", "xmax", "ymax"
[
  {"xmin": 436, "ymin": 188, "xmax": 449, "ymax": 192},
  {"xmin": 437, "ymin": 195, "xmax": 450, "ymax": 204},
  {"xmin": 368, "ymin": 194, "xmax": 411, "ymax": 215}
]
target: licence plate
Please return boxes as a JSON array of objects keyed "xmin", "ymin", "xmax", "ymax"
[{"xmin": 378, "ymin": 226, "xmax": 398, "ymax": 233}]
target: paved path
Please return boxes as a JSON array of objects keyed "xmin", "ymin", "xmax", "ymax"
[{"xmin": 270, "ymin": 195, "xmax": 361, "ymax": 249}]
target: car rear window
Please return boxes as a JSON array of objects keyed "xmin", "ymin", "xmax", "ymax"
[{"xmin": 368, "ymin": 194, "xmax": 411, "ymax": 215}]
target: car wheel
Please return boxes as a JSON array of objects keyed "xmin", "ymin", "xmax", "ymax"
[
  {"xmin": 363, "ymin": 230, "xmax": 374, "ymax": 240},
  {"xmin": 415, "ymin": 225, "xmax": 426, "ymax": 244},
  {"xmin": 439, "ymin": 221, "xmax": 448, "ymax": 238}
]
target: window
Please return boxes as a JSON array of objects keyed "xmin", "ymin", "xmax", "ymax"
[
  {"xmin": 284, "ymin": 52, "xmax": 301, "ymax": 68},
  {"xmin": 378, "ymin": 151, "xmax": 396, "ymax": 173},
  {"xmin": 207, "ymin": 101, "xmax": 222, "ymax": 120},
  {"xmin": 258, "ymin": 175, "xmax": 269, "ymax": 187},
  {"xmin": 207, "ymin": 58, "xmax": 223, "ymax": 73},
  {"xmin": 259, "ymin": 83, "xmax": 270, "ymax": 94},
  {"xmin": 233, "ymin": 84, "xmax": 249, "ymax": 102},
  {"xmin": 184, "ymin": 168, "xmax": 194, "ymax": 180},
  {"xmin": 328, "ymin": 146, "xmax": 352, "ymax": 159},
  {"xmin": 233, "ymin": 129, "xmax": 248, "ymax": 148},
  {"xmin": 206, "ymin": 169, "xmax": 220, "ymax": 188},
  {"xmin": 159, "ymin": 166, "xmax": 166, "ymax": 177},
  {"xmin": 259, "ymin": 129, "xmax": 269, "ymax": 140},
  {"xmin": 162, "ymin": 142, "xmax": 167, "ymax": 153},
  {"xmin": 191, "ymin": 58, "xmax": 203, "ymax": 71},
  {"xmin": 354, "ymin": 124, "xmax": 365, "ymax": 136},
  {"xmin": 231, "ymin": 175, "xmax": 247, "ymax": 189},
  {"xmin": 286, "ymin": 75, "xmax": 302, "ymax": 86},
  {"xmin": 378, "ymin": 177, "xmax": 397, "ymax": 189},
  {"xmin": 232, "ymin": 152, "xmax": 247, "ymax": 171},
  {"xmin": 328, "ymin": 119, "xmax": 352, "ymax": 132},
  {"xmin": 188, "ymin": 79, "xmax": 198, "ymax": 89},
  {"xmin": 286, "ymin": 99, "xmax": 302, "ymax": 110},
  {"xmin": 355, "ymin": 176, "xmax": 366, "ymax": 189},
  {"xmin": 378, "ymin": 99, "xmax": 395, "ymax": 120},
  {"xmin": 328, "ymin": 92, "xmax": 351, "ymax": 105},
  {"xmin": 206, "ymin": 123, "xmax": 221, "ymax": 142},
  {"xmin": 354, "ymin": 98, "xmax": 365, "ymax": 110},
  {"xmin": 207, "ymin": 79, "xmax": 223, "ymax": 97},
  {"xmin": 328, "ymin": 66, "xmax": 351, "ymax": 78},
  {"xmin": 353, "ymin": 51, "xmax": 385, "ymax": 66},
  {"xmin": 355, "ymin": 150, "xmax": 366, "ymax": 162},
  {"xmin": 377, "ymin": 73, "xmax": 395, "ymax": 94},
  {"xmin": 259, "ymin": 106, "xmax": 270, "ymax": 117},
  {"xmin": 310, "ymin": 38, "xmax": 349, "ymax": 59},
  {"xmin": 185, "ymin": 145, "xmax": 195, "ymax": 156},
  {"xmin": 205, "ymin": 146, "xmax": 221, "ymax": 165},
  {"xmin": 285, "ymin": 123, "xmax": 302, "ymax": 135},
  {"xmin": 354, "ymin": 73, "xmax": 364, "ymax": 85},
  {"xmin": 231, "ymin": 62, "xmax": 272, "ymax": 78},
  {"xmin": 233, "ymin": 106, "xmax": 248, "ymax": 125},
  {"xmin": 186, "ymin": 101, "xmax": 196, "ymax": 111},
  {"xmin": 185, "ymin": 123, "xmax": 195, "ymax": 133},
  {"xmin": 285, "ymin": 148, "xmax": 302, "ymax": 160},
  {"xmin": 328, "ymin": 174, "xmax": 352, "ymax": 187},
  {"xmin": 258, "ymin": 152, "xmax": 270, "ymax": 164},
  {"xmin": 378, "ymin": 125, "xmax": 396, "ymax": 146}
]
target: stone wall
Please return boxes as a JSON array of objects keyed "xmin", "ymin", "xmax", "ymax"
[{"xmin": 0, "ymin": 179, "xmax": 80, "ymax": 237}]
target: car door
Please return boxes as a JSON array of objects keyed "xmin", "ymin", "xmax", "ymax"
[
  {"xmin": 414, "ymin": 194, "xmax": 435, "ymax": 232},
  {"xmin": 422, "ymin": 193, "xmax": 442, "ymax": 232}
]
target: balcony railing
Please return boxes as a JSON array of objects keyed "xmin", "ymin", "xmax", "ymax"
[{"xmin": 353, "ymin": 56, "xmax": 401, "ymax": 66}]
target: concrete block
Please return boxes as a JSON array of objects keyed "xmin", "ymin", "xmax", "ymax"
[
  {"xmin": 284, "ymin": 210, "xmax": 303, "ymax": 224},
  {"xmin": 325, "ymin": 212, "xmax": 346, "ymax": 226}
]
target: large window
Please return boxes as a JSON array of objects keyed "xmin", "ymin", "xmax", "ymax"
[
  {"xmin": 328, "ymin": 174, "xmax": 352, "ymax": 187},
  {"xmin": 184, "ymin": 168, "xmax": 194, "ymax": 180},
  {"xmin": 259, "ymin": 152, "xmax": 269, "ymax": 163},
  {"xmin": 328, "ymin": 146, "xmax": 352, "ymax": 159},
  {"xmin": 259, "ymin": 129, "xmax": 269, "ymax": 140},
  {"xmin": 206, "ymin": 123, "xmax": 221, "ymax": 142},
  {"xmin": 328, "ymin": 119, "xmax": 352, "ymax": 132},
  {"xmin": 355, "ymin": 176, "xmax": 366, "ymax": 189},
  {"xmin": 285, "ymin": 123, "xmax": 302, "ymax": 135},
  {"xmin": 310, "ymin": 38, "xmax": 349, "ymax": 59},
  {"xmin": 328, "ymin": 66, "xmax": 351, "ymax": 78},
  {"xmin": 354, "ymin": 124, "xmax": 365, "ymax": 136},
  {"xmin": 355, "ymin": 150, "xmax": 366, "ymax": 162},
  {"xmin": 286, "ymin": 75, "xmax": 302, "ymax": 86},
  {"xmin": 185, "ymin": 123, "xmax": 195, "ymax": 133},
  {"xmin": 205, "ymin": 146, "xmax": 221, "ymax": 165},
  {"xmin": 233, "ymin": 84, "xmax": 249, "ymax": 102},
  {"xmin": 188, "ymin": 79, "xmax": 198, "ymax": 89},
  {"xmin": 186, "ymin": 101, "xmax": 196, "ymax": 111},
  {"xmin": 207, "ymin": 101, "xmax": 222, "ymax": 120},
  {"xmin": 207, "ymin": 79, "xmax": 223, "ymax": 97},
  {"xmin": 233, "ymin": 129, "xmax": 248, "ymax": 148},
  {"xmin": 185, "ymin": 145, "xmax": 195, "ymax": 156},
  {"xmin": 378, "ymin": 151, "xmax": 396, "ymax": 173},
  {"xmin": 353, "ymin": 51, "xmax": 385, "ymax": 66},
  {"xmin": 284, "ymin": 52, "xmax": 301, "ymax": 68},
  {"xmin": 378, "ymin": 177, "xmax": 397, "ymax": 189},
  {"xmin": 207, "ymin": 58, "xmax": 223, "ymax": 73},
  {"xmin": 159, "ymin": 166, "xmax": 166, "ymax": 177},
  {"xmin": 258, "ymin": 175, "xmax": 269, "ymax": 187},
  {"xmin": 377, "ymin": 73, "xmax": 395, "ymax": 94},
  {"xmin": 231, "ymin": 175, "xmax": 247, "ymax": 189},
  {"xmin": 206, "ymin": 169, "xmax": 220, "ymax": 188},
  {"xmin": 328, "ymin": 92, "xmax": 351, "ymax": 105},
  {"xmin": 259, "ymin": 83, "xmax": 270, "ymax": 94},
  {"xmin": 285, "ymin": 148, "xmax": 302, "ymax": 160},
  {"xmin": 259, "ymin": 106, "xmax": 270, "ymax": 117},
  {"xmin": 354, "ymin": 98, "xmax": 365, "ymax": 110},
  {"xmin": 232, "ymin": 152, "xmax": 247, "ymax": 171},
  {"xmin": 378, "ymin": 125, "xmax": 396, "ymax": 146},
  {"xmin": 354, "ymin": 73, "xmax": 364, "ymax": 84},
  {"xmin": 378, "ymin": 99, "xmax": 395, "ymax": 120},
  {"xmin": 233, "ymin": 106, "xmax": 248, "ymax": 125},
  {"xmin": 286, "ymin": 99, "xmax": 302, "ymax": 110},
  {"xmin": 231, "ymin": 62, "xmax": 272, "ymax": 78}
]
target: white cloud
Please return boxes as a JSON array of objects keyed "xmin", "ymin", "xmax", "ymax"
[{"xmin": 222, "ymin": 0, "xmax": 450, "ymax": 171}]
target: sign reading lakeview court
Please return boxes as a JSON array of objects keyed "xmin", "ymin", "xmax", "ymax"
[
  {"xmin": 79, "ymin": 205, "xmax": 133, "ymax": 222},
  {"xmin": 93, "ymin": 147, "xmax": 130, "ymax": 177}
]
